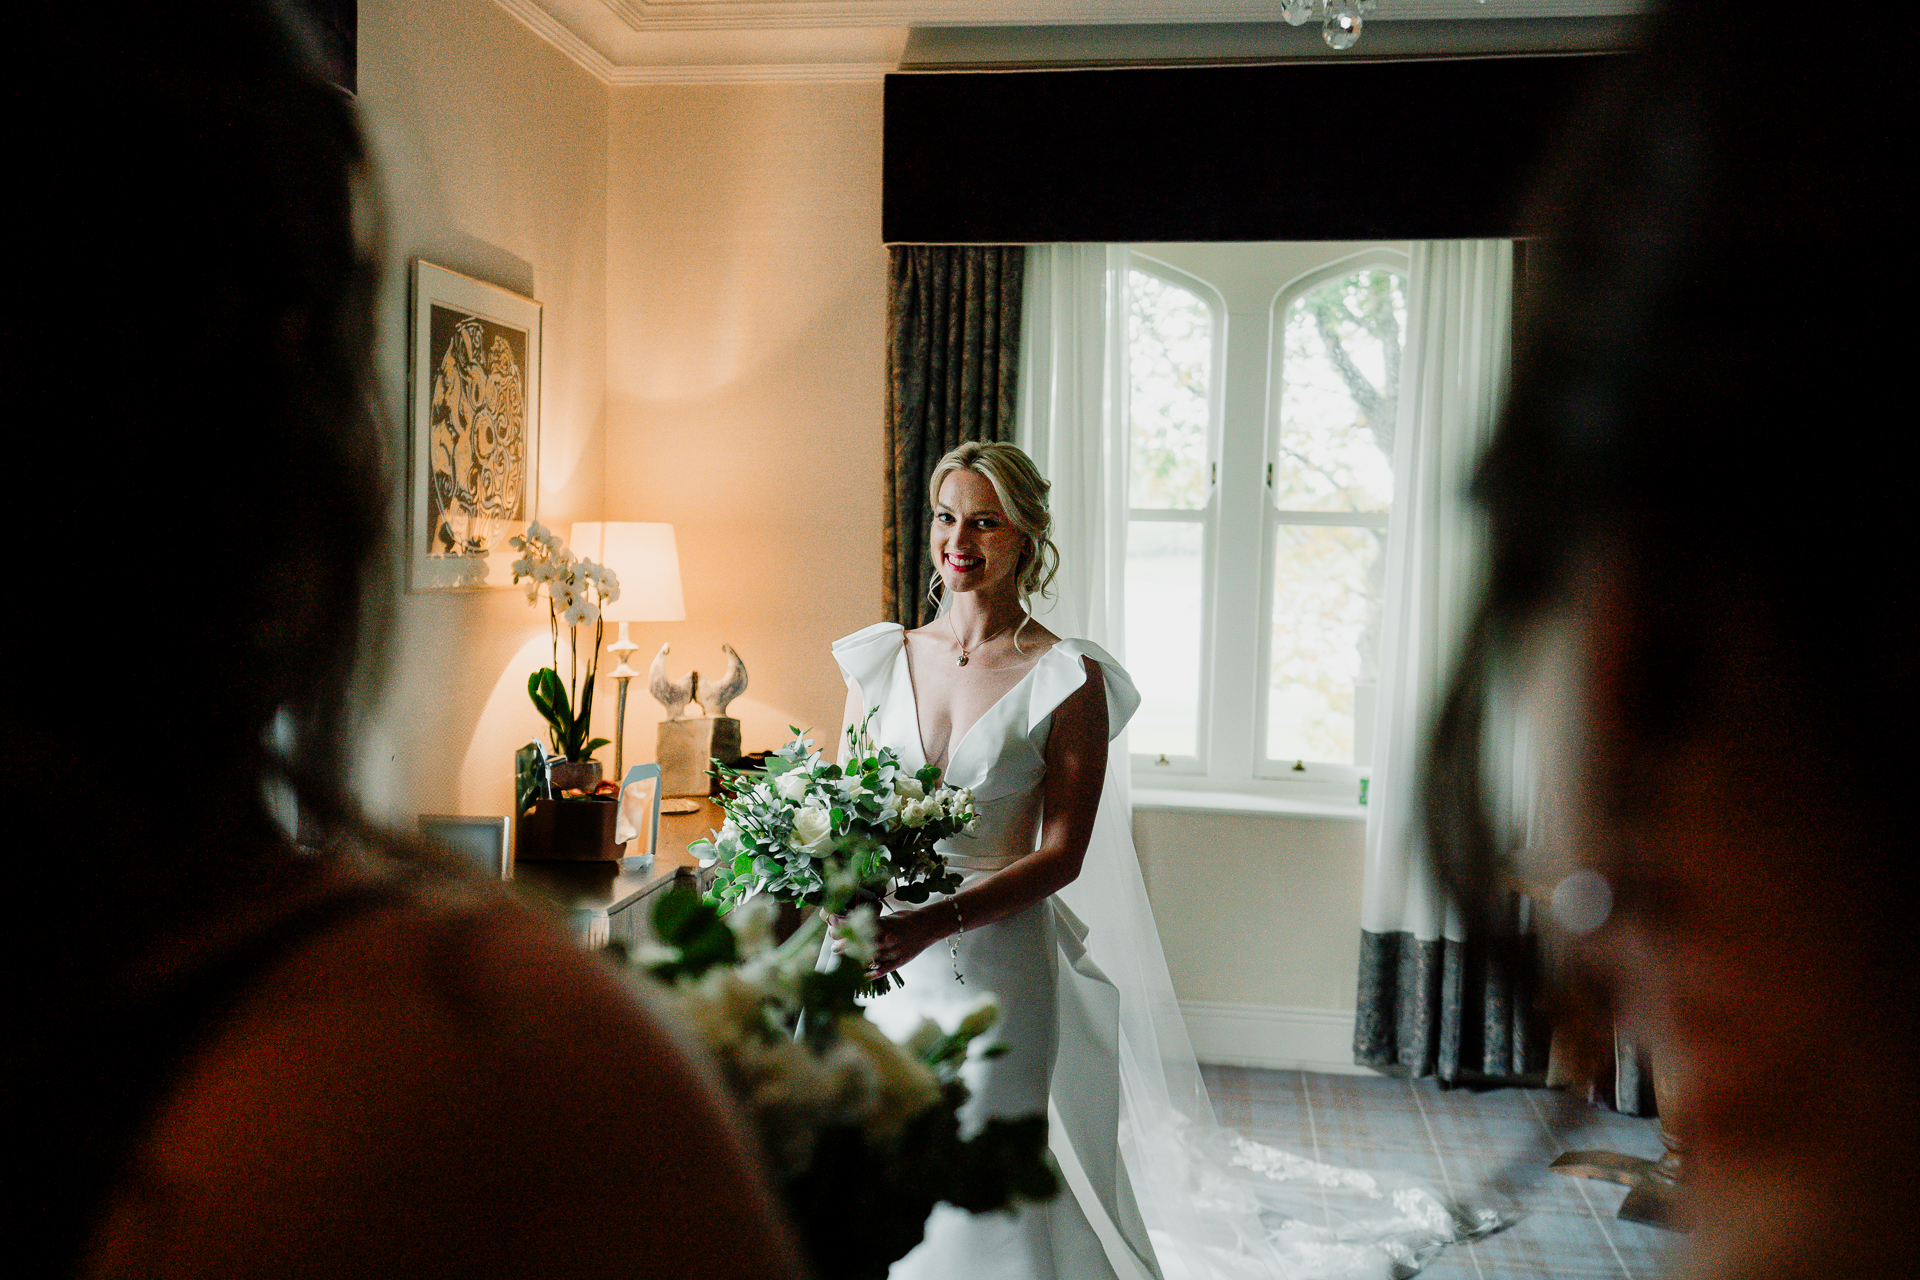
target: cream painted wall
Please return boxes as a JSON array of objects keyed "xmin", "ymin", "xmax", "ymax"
[
  {"xmin": 353, "ymin": 0, "xmax": 610, "ymax": 823},
  {"xmin": 600, "ymin": 84, "xmax": 888, "ymax": 761},
  {"xmin": 1135, "ymin": 810, "xmax": 1365, "ymax": 1011}
]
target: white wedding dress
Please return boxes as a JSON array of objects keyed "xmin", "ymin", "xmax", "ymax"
[{"xmin": 834, "ymin": 623, "xmax": 1503, "ymax": 1280}]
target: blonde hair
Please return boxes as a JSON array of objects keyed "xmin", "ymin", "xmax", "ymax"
[{"xmin": 926, "ymin": 441, "xmax": 1061, "ymax": 636}]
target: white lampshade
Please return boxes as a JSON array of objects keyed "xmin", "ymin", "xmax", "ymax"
[{"xmin": 569, "ymin": 522, "xmax": 686, "ymax": 622}]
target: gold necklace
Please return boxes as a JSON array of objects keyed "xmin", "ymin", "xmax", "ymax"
[{"xmin": 947, "ymin": 611, "xmax": 1014, "ymax": 667}]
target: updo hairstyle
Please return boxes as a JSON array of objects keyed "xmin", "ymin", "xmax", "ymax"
[{"xmin": 925, "ymin": 441, "xmax": 1061, "ymax": 624}]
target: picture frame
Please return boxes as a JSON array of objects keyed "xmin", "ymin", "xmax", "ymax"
[
  {"xmin": 617, "ymin": 763, "xmax": 664, "ymax": 871},
  {"xmin": 417, "ymin": 814, "xmax": 515, "ymax": 881},
  {"xmin": 408, "ymin": 260, "xmax": 542, "ymax": 591}
]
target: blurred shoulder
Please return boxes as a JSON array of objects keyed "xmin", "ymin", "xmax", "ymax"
[{"xmin": 85, "ymin": 875, "xmax": 803, "ymax": 1280}]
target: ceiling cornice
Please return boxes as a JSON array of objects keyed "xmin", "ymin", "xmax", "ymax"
[
  {"xmin": 595, "ymin": 1, "xmax": 1640, "ymax": 30},
  {"xmin": 494, "ymin": 1, "xmax": 1647, "ymax": 86}
]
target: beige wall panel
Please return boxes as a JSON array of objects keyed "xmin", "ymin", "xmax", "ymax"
[
  {"xmin": 1134, "ymin": 810, "xmax": 1366, "ymax": 1010},
  {"xmin": 354, "ymin": 0, "xmax": 610, "ymax": 822},
  {"xmin": 603, "ymin": 83, "xmax": 888, "ymax": 761}
]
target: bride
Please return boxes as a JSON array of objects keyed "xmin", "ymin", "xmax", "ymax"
[{"xmin": 833, "ymin": 442, "xmax": 1500, "ymax": 1280}]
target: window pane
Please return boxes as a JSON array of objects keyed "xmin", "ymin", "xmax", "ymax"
[
  {"xmin": 1273, "ymin": 269, "xmax": 1405, "ymax": 514},
  {"xmin": 1125, "ymin": 520, "xmax": 1203, "ymax": 758},
  {"xmin": 1267, "ymin": 524, "xmax": 1385, "ymax": 766},
  {"xmin": 1128, "ymin": 269, "xmax": 1211, "ymax": 510}
]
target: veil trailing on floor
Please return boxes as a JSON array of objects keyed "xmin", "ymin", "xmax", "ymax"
[{"xmin": 1014, "ymin": 245, "xmax": 1506, "ymax": 1279}]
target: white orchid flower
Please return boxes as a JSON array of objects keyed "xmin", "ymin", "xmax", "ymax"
[{"xmin": 561, "ymin": 598, "xmax": 598, "ymax": 629}]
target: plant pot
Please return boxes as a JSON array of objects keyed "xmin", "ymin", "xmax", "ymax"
[
  {"xmin": 516, "ymin": 796, "xmax": 623, "ymax": 862},
  {"xmin": 549, "ymin": 759, "xmax": 603, "ymax": 793}
]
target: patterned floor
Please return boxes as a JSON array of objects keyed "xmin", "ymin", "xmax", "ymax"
[{"xmin": 1201, "ymin": 1065, "xmax": 1682, "ymax": 1280}]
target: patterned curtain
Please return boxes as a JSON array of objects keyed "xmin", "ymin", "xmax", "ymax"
[
  {"xmin": 885, "ymin": 246, "xmax": 1025, "ymax": 627},
  {"xmin": 1354, "ymin": 911, "xmax": 1549, "ymax": 1084}
]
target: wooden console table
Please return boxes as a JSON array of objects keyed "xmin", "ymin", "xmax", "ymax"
[{"xmin": 512, "ymin": 797, "xmax": 723, "ymax": 950}]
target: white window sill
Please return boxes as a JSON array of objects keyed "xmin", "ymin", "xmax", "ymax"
[{"xmin": 1131, "ymin": 786, "xmax": 1367, "ymax": 822}]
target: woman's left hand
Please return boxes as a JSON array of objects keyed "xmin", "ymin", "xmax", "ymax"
[{"xmin": 868, "ymin": 907, "xmax": 944, "ymax": 979}]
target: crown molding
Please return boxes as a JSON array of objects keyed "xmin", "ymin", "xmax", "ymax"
[
  {"xmin": 596, "ymin": 0, "xmax": 1644, "ymax": 31},
  {"xmin": 495, "ymin": 0, "xmax": 619, "ymax": 79},
  {"xmin": 606, "ymin": 60, "xmax": 894, "ymax": 82}
]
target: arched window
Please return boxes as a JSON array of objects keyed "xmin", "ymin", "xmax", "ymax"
[
  {"xmin": 1261, "ymin": 266, "xmax": 1407, "ymax": 774},
  {"xmin": 1123, "ymin": 260, "xmax": 1223, "ymax": 763}
]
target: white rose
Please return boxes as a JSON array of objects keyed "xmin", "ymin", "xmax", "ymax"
[
  {"xmin": 791, "ymin": 805, "xmax": 833, "ymax": 852},
  {"xmin": 774, "ymin": 772, "xmax": 810, "ymax": 803},
  {"xmin": 899, "ymin": 798, "xmax": 930, "ymax": 829},
  {"xmin": 893, "ymin": 776, "xmax": 925, "ymax": 800}
]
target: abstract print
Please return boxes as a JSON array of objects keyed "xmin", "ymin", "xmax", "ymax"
[{"xmin": 426, "ymin": 307, "xmax": 527, "ymax": 557}]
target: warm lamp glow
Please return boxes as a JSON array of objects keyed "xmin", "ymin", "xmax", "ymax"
[{"xmin": 569, "ymin": 522, "xmax": 686, "ymax": 622}]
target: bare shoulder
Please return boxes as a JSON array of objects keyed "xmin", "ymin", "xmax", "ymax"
[
  {"xmin": 1014, "ymin": 619, "xmax": 1062, "ymax": 654},
  {"xmin": 85, "ymin": 890, "xmax": 804, "ymax": 1280}
]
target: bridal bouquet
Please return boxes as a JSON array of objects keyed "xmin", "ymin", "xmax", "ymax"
[
  {"xmin": 624, "ymin": 885, "xmax": 1057, "ymax": 1280},
  {"xmin": 691, "ymin": 712, "xmax": 976, "ymax": 991}
]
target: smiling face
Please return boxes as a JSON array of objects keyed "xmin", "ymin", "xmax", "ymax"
[{"xmin": 932, "ymin": 469, "xmax": 1030, "ymax": 604}]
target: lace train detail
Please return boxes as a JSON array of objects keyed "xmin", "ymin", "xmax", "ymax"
[{"xmin": 1137, "ymin": 1118, "xmax": 1511, "ymax": 1280}]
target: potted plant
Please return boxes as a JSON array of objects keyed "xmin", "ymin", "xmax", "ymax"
[{"xmin": 510, "ymin": 522, "xmax": 619, "ymax": 792}]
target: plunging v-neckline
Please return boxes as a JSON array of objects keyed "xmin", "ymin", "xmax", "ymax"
[{"xmin": 899, "ymin": 630, "xmax": 1054, "ymax": 775}]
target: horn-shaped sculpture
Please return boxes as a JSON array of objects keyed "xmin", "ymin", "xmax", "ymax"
[{"xmin": 651, "ymin": 644, "xmax": 747, "ymax": 804}]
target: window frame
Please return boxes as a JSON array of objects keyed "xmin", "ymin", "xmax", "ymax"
[
  {"xmin": 1121, "ymin": 244, "xmax": 1409, "ymax": 806},
  {"xmin": 1122, "ymin": 253, "xmax": 1229, "ymax": 775},
  {"xmin": 1253, "ymin": 252, "xmax": 1409, "ymax": 793}
]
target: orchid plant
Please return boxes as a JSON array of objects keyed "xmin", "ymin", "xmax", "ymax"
[{"xmin": 509, "ymin": 521, "xmax": 620, "ymax": 763}]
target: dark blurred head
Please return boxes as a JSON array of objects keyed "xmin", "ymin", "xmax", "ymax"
[
  {"xmin": 1427, "ymin": 3, "xmax": 1910, "ymax": 1273},
  {"xmin": 10, "ymin": 1, "xmax": 385, "ymax": 862}
]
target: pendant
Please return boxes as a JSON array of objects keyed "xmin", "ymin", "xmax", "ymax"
[{"xmin": 956, "ymin": 652, "xmax": 969, "ymax": 667}]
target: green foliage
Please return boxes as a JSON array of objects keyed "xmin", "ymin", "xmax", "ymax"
[
  {"xmin": 527, "ymin": 666, "xmax": 604, "ymax": 763},
  {"xmin": 646, "ymin": 885, "xmax": 739, "ymax": 983},
  {"xmin": 637, "ymin": 885, "xmax": 1060, "ymax": 1280}
]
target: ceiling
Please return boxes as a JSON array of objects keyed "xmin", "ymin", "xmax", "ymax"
[{"xmin": 492, "ymin": 0, "xmax": 1651, "ymax": 83}]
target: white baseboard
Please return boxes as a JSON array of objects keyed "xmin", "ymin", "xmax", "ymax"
[{"xmin": 1179, "ymin": 1000, "xmax": 1375, "ymax": 1076}]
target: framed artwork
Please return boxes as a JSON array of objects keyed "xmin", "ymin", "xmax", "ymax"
[{"xmin": 408, "ymin": 260, "xmax": 541, "ymax": 591}]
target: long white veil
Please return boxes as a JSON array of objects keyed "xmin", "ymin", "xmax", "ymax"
[{"xmin": 1016, "ymin": 246, "xmax": 1504, "ymax": 1279}]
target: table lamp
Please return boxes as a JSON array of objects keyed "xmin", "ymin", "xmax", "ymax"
[{"xmin": 569, "ymin": 522, "xmax": 685, "ymax": 784}]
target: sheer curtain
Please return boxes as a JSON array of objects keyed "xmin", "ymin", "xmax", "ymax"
[
  {"xmin": 1354, "ymin": 240, "xmax": 1547, "ymax": 1083},
  {"xmin": 1016, "ymin": 245, "xmax": 1505, "ymax": 1280}
]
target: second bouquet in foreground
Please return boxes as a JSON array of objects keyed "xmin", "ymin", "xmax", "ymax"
[{"xmin": 691, "ymin": 712, "xmax": 977, "ymax": 990}]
